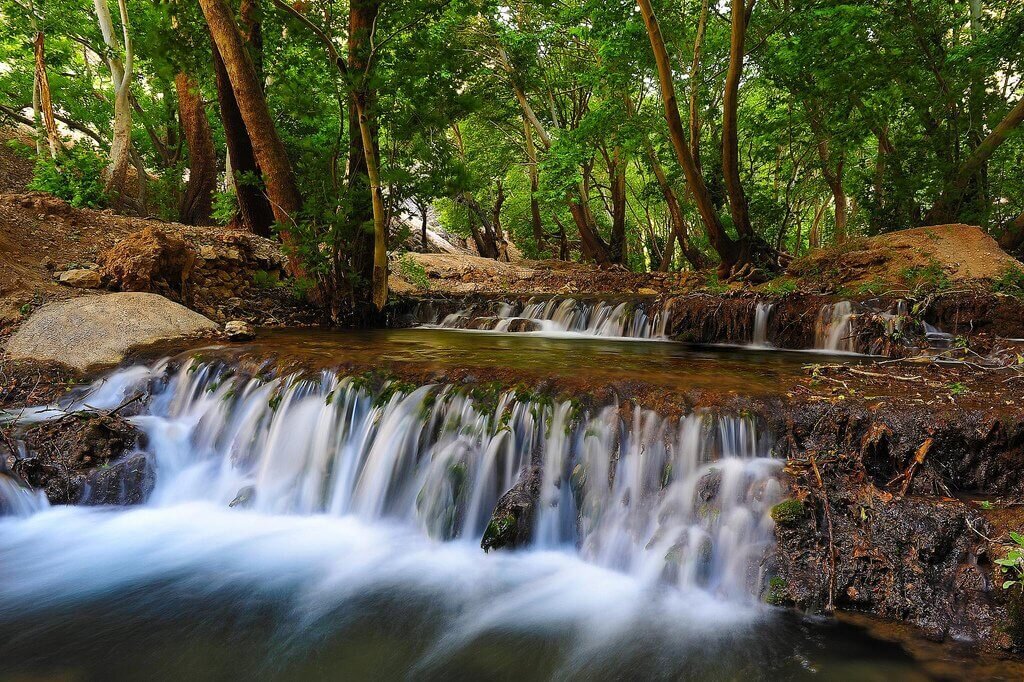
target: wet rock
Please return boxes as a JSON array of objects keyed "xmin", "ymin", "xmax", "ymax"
[
  {"xmin": 100, "ymin": 226, "xmax": 196, "ymax": 302},
  {"xmin": 83, "ymin": 453, "xmax": 155, "ymax": 505},
  {"xmin": 4, "ymin": 292, "xmax": 218, "ymax": 371},
  {"xmin": 58, "ymin": 268, "xmax": 102, "ymax": 289},
  {"xmin": 505, "ymin": 318, "xmax": 541, "ymax": 332},
  {"xmin": 229, "ymin": 485, "xmax": 255, "ymax": 508},
  {"xmin": 224, "ymin": 320, "xmax": 256, "ymax": 342},
  {"xmin": 481, "ymin": 465, "xmax": 541, "ymax": 552},
  {"xmin": 14, "ymin": 412, "xmax": 147, "ymax": 505}
]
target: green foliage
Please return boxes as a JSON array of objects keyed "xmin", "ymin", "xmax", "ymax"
[
  {"xmin": 762, "ymin": 278, "xmax": 798, "ymax": 296},
  {"xmin": 396, "ymin": 253, "xmax": 430, "ymax": 290},
  {"xmin": 211, "ymin": 188, "xmax": 239, "ymax": 226},
  {"xmin": 993, "ymin": 266, "xmax": 1024, "ymax": 298},
  {"xmin": 947, "ymin": 382, "xmax": 969, "ymax": 397},
  {"xmin": 901, "ymin": 259, "xmax": 951, "ymax": 292},
  {"xmin": 765, "ymin": 577, "xmax": 788, "ymax": 606},
  {"xmin": 997, "ymin": 532, "xmax": 1024, "ymax": 592},
  {"xmin": 27, "ymin": 146, "xmax": 108, "ymax": 208}
]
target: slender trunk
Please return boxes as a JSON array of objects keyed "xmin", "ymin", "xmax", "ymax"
[
  {"xmin": 722, "ymin": 0, "xmax": 755, "ymax": 242},
  {"xmin": 492, "ymin": 179, "xmax": 509, "ymax": 262},
  {"xmin": 201, "ymin": 0, "xmax": 305, "ymax": 278},
  {"xmin": 926, "ymin": 96, "xmax": 1024, "ymax": 224},
  {"xmin": 636, "ymin": 0, "xmax": 738, "ymax": 271},
  {"xmin": 688, "ymin": 0, "xmax": 709, "ymax": 172},
  {"xmin": 33, "ymin": 32, "xmax": 61, "ymax": 158},
  {"xmin": 175, "ymin": 72, "xmax": 216, "ymax": 225},
  {"xmin": 420, "ymin": 203, "xmax": 428, "ymax": 251},
  {"xmin": 523, "ymin": 116, "xmax": 547, "ymax": 254},
  {"xmin": 659, "ymin": 229, "xmax": 676, "ymax": 272},
  {"xmin": 93, "ymin": 0, "xmax": 134, "ymax": 201},
  {"xmin": 609, "ymin": 147, "xmax": 627, "ymax": 264},
  {"xmin": 211, "ymin": 38, "xmax": 274, "ymax": 236}
]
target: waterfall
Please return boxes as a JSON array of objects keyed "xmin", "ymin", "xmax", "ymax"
[
  {"xmin": 424, "ymin": 297, "xmax": 666, "ymax": 339},
  {"xmin": 9, "ymin": 358, "xmax": 781, "ymax": 600},
  {"xmin": 0, "ymin": 471, "xmax": 48, "ymax": 517},
  {"xmin": 751, "ymin": 302, "xmax": 774, "ymax": 347},
  {"xmin": 815, "ymin": 301, "xmax": 856, "ymax": 352}
]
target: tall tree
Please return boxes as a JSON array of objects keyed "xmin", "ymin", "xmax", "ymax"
[{"xmin": 92, "ymin": 0, "xmax": 134, "ymax": 200}]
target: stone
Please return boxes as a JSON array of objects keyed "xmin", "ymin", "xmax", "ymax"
[
  {"xmin": 481, "ymin": 465, "xmax": 541, "ymax": 552},
  {"xmin": 99, "ymin": 227, "xmax": 196, "ymax": 302},
  {"xmin": 4, "ymin": 292, "xmax": 218, "ymax": 371},
  {"xmin": 223, "ymin": 320, "xmax": 256, "ymax": 342},
  {"xmin": 638, "ymin": 287, "xmax": 659, "ymax": 295},
  {"xmin": 199, "ymin": 245, "xmax": 217, "ymax": 260},
  {"xmin": 58, "ymin": 269, "xmax": 102, "ymax": 289}
]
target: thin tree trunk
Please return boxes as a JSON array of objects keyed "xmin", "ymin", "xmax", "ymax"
[
  {"xmin": 33, "ymin": 32, "xmax": 61, "ymax": 158},
  {"xmin": 93, "ymin": 0, "xmax": 134, "ymax": 201},
  {"xmin": 202, "ymin": 0, "xmax": 306, "ymax": 278},
  {"xmin": 722, "ymin": 0, "xmax": 755, "ymax": 243},
  {"xmin": 175, "ymin": 72, "xmax": 216, "ymax": 225},
  {"xmin": 609, "ymin": 147, "xmax": 627, "ymax": 264},
  {"xmin": 636, "ymin": 0, "xmax": 738, "ymax": 273},
  {"xmin": 211, "ymin": 37, "xmax": 274, "ymax": 236},
  {"xmin": 688, "ymin": 0, "xmax": 709, "ymax": 171},
  {"xmin": 926, "ymin": 96, "xmax": 1024, "ymax": 224},
  {"xmin": 523, "ymin": 115, "xmax": 547, "ymax": 255}
]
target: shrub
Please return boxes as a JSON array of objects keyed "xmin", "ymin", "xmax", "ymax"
[
  {"xmin": 212, "ymin": 187, "xmax": 239, "ymax": 225},
  {"xmin": 28, "ymin": 145, "xmax": 108, "ymax": 208},
  {"xmin": 993, "ymin": 265, "xmax": 1024, "ymax": 298},
  {"xmin": 397, "ymin": 253, "xmax": 430, "ymax": 290}
]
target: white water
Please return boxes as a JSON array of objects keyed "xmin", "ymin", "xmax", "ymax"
[
  {"xmin": 0, "ymin": 358, "xmax": 783, "ymax": 675},
  {"xmin": 751, "ymin": 302, "xmax": 774, "ymax": 348},
  {"xmin": 815, "ymin": 301, "xmax": 857, "ymax": 352},
  {"xmin": 427, "ymin": 297, "xmax": 669, "ymax": 340}
]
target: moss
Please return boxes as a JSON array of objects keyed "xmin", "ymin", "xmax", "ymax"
[
  {"xmin": 770, "ymin": 499, "xmax": 805, "ymax": 526},
  {"xmin": 1007, "ymin": 589, "xmax": 1024, "ymax": 648},
  {"xmin": 481, "ymin": 514, "xmax": 516, "ymax": 552},
  {"xmin": 765, "ymin": 577, "xmax": 788, "ymax": 606}
]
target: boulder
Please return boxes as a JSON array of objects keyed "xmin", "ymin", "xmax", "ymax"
[
  {"xmin": 100, "ymin": 226, "xmax": 196, "ymax": 302},
  {"xmin": 58, "ymin": 268, "xmax": 102, "ymax": 289},
  {"xmin": 4, "ymin": 292, "xmax": 218, "ymax": 371},
  {"xmin": 481, "ymin": 465, "xmax": 541, "ymax": 552},
  {"xmin": 14, "ymin": 412, "xmax": 150, "ymax": 505},
  {"xmin": 223, "ymin": 320, "xmax": 256, "ymax": 342}
]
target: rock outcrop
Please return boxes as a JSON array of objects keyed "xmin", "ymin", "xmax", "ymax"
[
  {"xmin": 4, "ymin": 292, "xmax": 218, "ymax": 370},
  {"xmin": 100, "ymin": 226, "xmax": 196, "ymax": 301}
]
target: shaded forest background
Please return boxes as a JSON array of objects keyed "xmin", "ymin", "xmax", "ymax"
[{"xmin": 1, "ymin": 0, "xmax": 1022, "ymax": 317}]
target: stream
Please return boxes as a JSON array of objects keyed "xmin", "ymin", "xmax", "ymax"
[{"xmin": 0, "ymin": 329, "xmax": 1015, "ymax": 680}]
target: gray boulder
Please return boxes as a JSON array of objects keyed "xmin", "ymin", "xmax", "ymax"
[{"xmin": 5, "ymin": 292, "xmax": 218, "ymax": 371}]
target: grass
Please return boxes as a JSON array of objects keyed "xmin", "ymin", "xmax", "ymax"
[
  {"xmin": 901, "ymin": 258, "xmax": 951, "ymax": 292},
  {"xmin": 992, "ymin": 265, "xmax": 1024, "ymax": 298},
  {"xmin": 397, "ymin": 253, "xmax": 430, "ymax": 290}
]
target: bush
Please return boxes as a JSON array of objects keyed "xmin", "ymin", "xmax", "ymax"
[
  {"xmin": 212, "ymin": 187, "xmax": 239, "ymax": 225},
  {"xmin": 28, "ymin": 145, "xmax": 108, "ymax": 208}
]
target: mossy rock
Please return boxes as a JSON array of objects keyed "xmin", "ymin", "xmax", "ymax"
[
  {"xmin": 765, "ymin": 577, "xmax": 788, "ymax": 606},
  {"xmin": 770, "ymin": 499, "xmax": 805, "ymax": 526}
]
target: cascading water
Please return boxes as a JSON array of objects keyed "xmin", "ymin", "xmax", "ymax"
[
  {"xmin": 815, "ymin": 301, "xmax": 856, "ymax": 352},
  {"xmin": 426, "ymin": 297, "xmax": 668, "ymax": 339},
  {"xmin": 751, "ymin": 302, "xmax": 774, "ymax": 348}
]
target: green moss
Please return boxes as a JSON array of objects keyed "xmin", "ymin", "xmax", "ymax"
[
  {"xmin": 765, "ymin": 577, "xmax": 788, "ymax": 606},
  {"xmin": 481, "ymin": 514, "xmax": 516, "ymax": 552},
  {"xmin": 761, "ymin": 277, "xmax": 798, "ymax": 296},
  {"xmin": 770, "ymin": 499, "xmax": 805, "ymax": 526}
]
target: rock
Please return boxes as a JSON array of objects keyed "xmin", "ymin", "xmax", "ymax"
[
  {"xmin": 14, "ymin": 412, "xmax": 148, "ymax": 505},
  {"xmin": 481, "ymin": 465, "xmax": 541, "ymax": 552},
  {"xmin": 100, "ymin": 226, "xmax": 196, "ymax": 302},
  {"xmin": 5, "ymin": 292, "xmax": 218, "ymax": 371},
  {"xmin": 505, "ymin": 318, "xmax": 541, "ymax": 332},
  {"xmin": 83, "ymin": 453, "xmax": 155, "ymax": 505},
  {"xmin": 224, "ymin": 320, "xmax": 256, "ymax": 342},
  {"xmin": 199, "ymin": 245, "xmax": 217, "ymax": 260},
  {"xmin": 229, "ymin": 485, "xmax": 255, "ymax": 508},
  {"xmin": 637, "ymin": 287, "xmax": 659, "ymax": 296},
  {"xmin": 58, "ymin": 268, "xmax": 102, "ymax": 289}
]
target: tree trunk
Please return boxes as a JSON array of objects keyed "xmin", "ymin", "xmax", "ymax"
[
  {"xmin": 175, "ymin": 72, "xmax": 216, "ymax": 225},
  {"xmin": 636, "ymin": 0, "xmax": 738, "ymax": 273},
  {"xmin": 722, "ymin": 0, "xmax": 755, "ymax": 244},
  {"xmin": 688, "ymin": 0, "xmax": 709, "ymax": 172},
  {"xmin": 609, "ymin": 147, "xmax": 627, "ymax": 264},
  {"xmin": 33, "ymin": 32, "xmax": 61, "ymax": 158},
  {"xmin": 211, "ymin": 38, "xmax": 274, "ymax": 236},
  {"xmin": 200, "ymin": 0, "xmax": 304, "ymax": 275},
  {"xmin": 93, "ymin": 0, "xmax": 134, "ymax": 202},
  {"xmin": 523, "ymin": 116, "xmax": 547, "ymax": 255},
  {"xmin": 997, "ymin": 210, "xmax": 1024, "ymax": 254},
  {"xmin": 926, "ymin": 96, "xmax": 1024, "ymax": 224}
]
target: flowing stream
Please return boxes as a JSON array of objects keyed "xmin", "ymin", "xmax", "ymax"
[{"xmin": 0, "ymin": 330, "xmax": 968, "ymax": 679}]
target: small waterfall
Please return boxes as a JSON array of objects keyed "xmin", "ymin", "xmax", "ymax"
[
  {"xmin": 751, "ymin": 302, "xmax": 774, "ymax": 347},
  {"xmin": 13, "ymin": 358, "xmax": 782, "ymax": 600},
  {"xmin": 0, "ymin": 471, "xmax": 48, "ymax": 517},
  {"xmin": 815, "ymin": 301, "xmax": 856, "ymax": 352},
  {"xmin": 424, "ymin": 297, "xmax": 666, "ymax": 339}
]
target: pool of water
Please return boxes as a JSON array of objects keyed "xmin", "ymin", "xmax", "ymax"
[{"xmin": 1, "ymin": 329, "xmax": 1019, "ymax": 680}]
